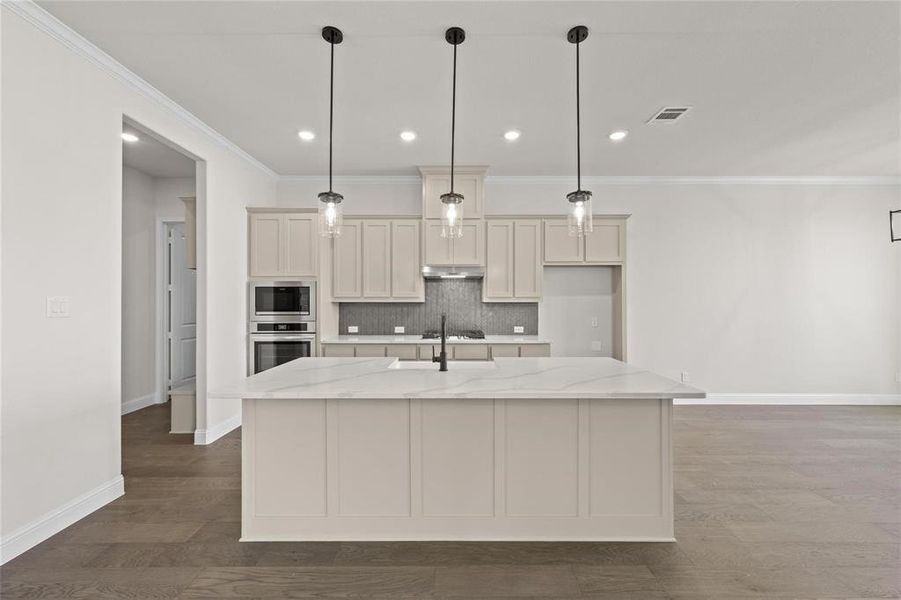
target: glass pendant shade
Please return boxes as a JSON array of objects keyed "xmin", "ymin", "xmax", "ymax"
[
  {"xmin": 440, "ymin": 192, "xmax": 464, "ymax": 238},
  {"xmin": 318, "ymin": 191, "xmax": 344, "ymax": 238},
  {"xmin": 567, "ymin": 190, "xmax": 593, "ymax": 237}
]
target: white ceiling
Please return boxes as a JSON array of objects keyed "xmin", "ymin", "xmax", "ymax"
[
  {"xmin": 42, "ymin": 1, "xmax": 900, "ymax": 177},
  {"xmin": 123, "ymin": 124, "xmax": 196, "ymax": 178}
]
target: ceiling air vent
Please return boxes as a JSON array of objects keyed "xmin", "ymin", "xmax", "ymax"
[{"xmin": 647, "ymin": 106, "xmax": 691, "ymax": 124}]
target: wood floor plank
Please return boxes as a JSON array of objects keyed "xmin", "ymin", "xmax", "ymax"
[{"xmin": 1, "ymin": 403, "xmax": 897, "ymax": 600}]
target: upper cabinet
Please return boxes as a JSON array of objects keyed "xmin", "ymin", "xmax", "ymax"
[
  {"xmin": 484, "ymin": 219, "xmax": 542, "ymax": 302},
  {"xmin": 419, "ymin": 166, "xmax": 488, "ymax": 219},
  {"xmin": 249, "ymin": 211, "xmax": 318, "ymax": 278},
  {"xmin": 543, "ymin": 217, "xmax": 626, "ymax": 265},
  {"xmin": 423, "ymin": 220, "xmax": 484, "ymax": 266},
  {"xmin": 332, "ymin": 218, "xmax": 423, "ymax": 302}
]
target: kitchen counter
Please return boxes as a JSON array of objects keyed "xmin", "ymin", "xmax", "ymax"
[
  {"xmin": 218, "ymin": 357, "xmax": 702, "ymax": 400},
  {"xmin": 226, "ymin": 357, "xmax": 703, "ymax": 543},
  {"xmin": 320, "ymin": 334, "xmax": 550, "ymax": 345}
]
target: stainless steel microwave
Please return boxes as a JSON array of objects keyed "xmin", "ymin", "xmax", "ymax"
[{"xmin": 249, "ymin": 281, "xmax": 316, "ymax": 322}]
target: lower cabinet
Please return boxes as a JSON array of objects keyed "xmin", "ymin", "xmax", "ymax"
[
  {"xmin": 323, "ymin": 343, "xmax": 550, "ymax": 360},
  {"xmin": 321, "ymin": 344, "xmax": 419, "ymax": 359},
  {"xmin": 489, "ymin": 344, "xmax": 551, "ymax": 359}
]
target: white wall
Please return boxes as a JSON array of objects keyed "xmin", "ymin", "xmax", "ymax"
[
  {"xmin": 154, "ymin": 176, "xmax": 195, "ymax": 220},
  {"xmin": 539, "ymin": 267, "xmax": 615, "ymax": 358},
  {"xmin": 1, "ymin": 8, "xmax": 276, "ymax": 562},
  {"xmin": 278, "ymin": 178, "xmax": 901, "ymax": 396},
  {"xmin": 121, "ymin": 166, "xmax": 158, "ymax": 408}
]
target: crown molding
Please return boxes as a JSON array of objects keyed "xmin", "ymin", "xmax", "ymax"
[
  {"xmin": 484, "ymin": 175, "xmax": 901, "ymax": 186},
  {"xmin": 280, "ymin": 175, "xmax": 422, "ymax": 185},
  {"xmin": 280, "ymin": 174, "xmax": 901, "ymax": 186},
  {"xmin": 3, "ymin": 0, "xmax": 277, "ymax": 179}
]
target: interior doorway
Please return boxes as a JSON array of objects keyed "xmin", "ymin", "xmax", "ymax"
[
  {"xmin": 165, "ymin": 221, "xmax": 197, "ymax": 390},
  {"xmin": 121, "ymin": 118, "xmax": 200, "ymax": 437}
]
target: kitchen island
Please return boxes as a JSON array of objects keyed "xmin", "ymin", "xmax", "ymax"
[{"xmin": 218, "ymin": 357, "xmax": 704, "ymax": 542}]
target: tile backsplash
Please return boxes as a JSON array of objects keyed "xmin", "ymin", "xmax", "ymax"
[{"xmin": 339, "ymin": 279, "xmax": 537, "ymax": 335}]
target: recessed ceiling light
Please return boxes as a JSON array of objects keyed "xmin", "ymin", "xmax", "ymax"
[
  {"xmin": 504, "ymin": 130, "xmax": 521, "ymax": 141},
  {"xmin": 400, "ymin": 130, "xmax": 417, "ymax": 142},
  {"xmin": 298, "ymin": 130, "xmax": 316, "ymax": 141},
  {"xmin": 608, "ymin": 130, "xmax": 628, "ymax": 141},
  {"xmin": 121, "ymin": 132, "xmax": 139, "ymax": 143}
]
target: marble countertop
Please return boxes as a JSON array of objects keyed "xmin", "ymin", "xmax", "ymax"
[
  {"xmin": 216, "ymin": 357, "xmax": 705, "ymax": 400},
  {"xmin": 320, "ymin": 335, "xmax": 550, "ymax": 345}
]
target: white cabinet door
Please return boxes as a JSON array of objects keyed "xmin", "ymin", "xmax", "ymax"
[
  {"xmin": 585, "ymin": 219, "xmax": 625, "ymax": 263},
  {"xmin": 543, "ymin": 219, "xmax": 584, "ymax": 263},
  {"xmin": 423, "ymin": 220, "xmax": 453, "ymax": 266},
  {"xmin": 514, "ymin": 220, "xmax": 542, "ymax": 298},
  {"xmin": 249, "ymin": 213, "xmax": 283, "ymax": 277},
  {"xmin": 484, "ymin": 220, "xmax": 514, "ymax": 299},
  {"xmin": 362, "ymin": 220, "xmax": 391, "ymax": 298},
  {"xmin": 332, "ymin": 219, "xmax": 362, "ymax": 298},
  {"xmin": 391, "ymin": 221, "xmax": 423, "ymax": 299},
  {"xmin": 284, "ymin": 213, "xmax": 318, "ymax": 277},
  {"xmin": 422, "ymin": 169, "xmax": 484, "ymax": 219},
  {"xmin": 453, "ymin": 220, "xmax": 484, "ymax": 266}
]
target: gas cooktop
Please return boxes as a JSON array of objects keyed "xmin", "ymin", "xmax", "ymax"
[{"xmin": 422, "ymin": 329, "xmax": 485, "ymax": 340}]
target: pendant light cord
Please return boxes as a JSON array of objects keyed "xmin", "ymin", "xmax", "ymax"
[
  {"xmin": 450, "ymin": 42, "xmax": 457, "ymax": 194},
  {"xmin": 575, "ymin": 38, "xmax": 581, "ymax": 192},
  {"xmin": 329, "ymin": 39, "xmax": 335, "ymax": 193}
]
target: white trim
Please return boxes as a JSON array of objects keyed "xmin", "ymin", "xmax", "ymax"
[
  {"xmin": 281, "ymin": 175, "xmax": 900, "ymax": 186},
  {"xmin": 121, "ymin": 392, "xmax": 165, "ymax": 415},
  {"xmin": 193, "ymin": 411, "xmax": 241, "ymax": 445},
  {"xmin": 280, "ymin": 175, "xmax": 421, "ymax": 185},
  {"xmin": 487, "ymin": 175, "xmax": 901, "ymax": 186},
  {"xmin": 0, "ymin": 475, "xmax": 125, "ymax": 565},
  {"xmin": 676, "ymin": 393, "xmax": 901, "ymax": 406},
  {"xmin": 2, "ymin": 0, "xmax": 276, "ymax": 178}
]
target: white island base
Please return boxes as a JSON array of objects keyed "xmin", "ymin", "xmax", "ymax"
[{"xmin": 225, "ymin": 358, "xmax": 705, "ymax": 542}]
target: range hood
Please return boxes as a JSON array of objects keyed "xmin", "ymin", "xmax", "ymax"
[{"xmin": 422, "ymin": 266, "xmax": 484, "ymax": 280}]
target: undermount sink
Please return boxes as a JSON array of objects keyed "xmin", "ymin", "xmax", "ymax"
[{"xmin": 388, "ymin": 360, "xmax": 497, "ymax": 370}]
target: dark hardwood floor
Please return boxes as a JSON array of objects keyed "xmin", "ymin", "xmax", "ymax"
[{"xmin": 1, "ymin": 403, "xmax": 898, "ymax": 599}]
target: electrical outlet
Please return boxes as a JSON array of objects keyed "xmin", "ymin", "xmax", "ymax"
[
  {"xmin": 347, "ymin": 325, "xmax": 359, "ymax": 334},
  {"xmin": 513, "ymin": 326, "xmax": 524, "ymax": 334},
  {"xmin": 591, "ymin": 316, "xmax": 599, "ymax": 327},
  {"xmin": 46, "ymin": 296, "xmax": 70, "ymax": 318},
  {"xmin": 681, "ymin": 371, "xmax": 691, "ymax": 383},
  {"xmin": 591, "ymin": 341, "xmax": 602, "ymax": 351},
  {"xmin": 394, "ymin": 326, "xmax": 405, "ymax": 334}
]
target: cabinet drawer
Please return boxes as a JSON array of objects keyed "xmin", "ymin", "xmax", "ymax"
[
  {"xmin": 322, "ymin": 345, "xmax": 355, "ymax": 358},
  {"xmin": 354, "ymin": 345, "xmax": 387, "ymax": 358},
  {"xmin": 489, "ymin": 344, "xmax": 519, "ymax": 358},
  {"xmin": 452, "ymin": 345, "xmax": 490, "ymax": 360},
  {"xmin": 385, "ymin": 344, "xmax": 418, "ymax": 360},
  {"xmin": 519, "ymin": 344, "xmax": 551, "ymax": 358}
]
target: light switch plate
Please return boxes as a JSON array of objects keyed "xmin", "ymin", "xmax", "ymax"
[
  {"xmin": 513, "ymin": 326, "xmax": 524, "ymax": 334},
  {"xmin": 591, "ymin": 341, "xmax": 602, "ymax": 351},
  {"xmin": 394, "ymin": 326, "xmax": 405, "ymax": 334},
  {"xmin": 46, "ymin": 296, "xmax": 70, "ymax": 318},
  {"xmin": 347, "ymin": 325, "xmax": 359, "ymax": 334},
  {"xmin": 591, "ymin": 316, "xmax": 599, "ymax": 327},
  {"xmin": 681, "ymin": 371, "xmax": 691, "ymax": 383}
]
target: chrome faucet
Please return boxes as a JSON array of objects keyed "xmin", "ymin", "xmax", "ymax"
[{"xmin": 432, "ymin": 314, "xmax": 449, "ymax": 371}]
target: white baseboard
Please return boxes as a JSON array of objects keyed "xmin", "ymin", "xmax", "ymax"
[
  {"xmin": 194, "ymin": 412, "xmax": 241, "ymax": 445},
  {"xmin": 0, "ymin": 475, "xmax": 125, "ymax": 565},
  {"xmin": 676, "ymin": 393, "xmax": 901, "ymax": 406},
  {"xmin": 121, "ymin": 391, "xmax": 165, "ymax": 415}
]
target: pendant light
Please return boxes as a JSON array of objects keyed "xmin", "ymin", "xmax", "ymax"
[
  {"xmin": 566, "ymin": 25, "xmax": 593, "ymax": 237},
  {"xmin": 440, "ymin": 27, "xmax": 466, "ymax": 239},
  {"xmin": 318, "ymin": 26, "xmax": 344, "ymax": 238}
]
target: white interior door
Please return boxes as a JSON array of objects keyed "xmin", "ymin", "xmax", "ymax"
[{"xmin": 168, "ymin": 223, "xmax": 196, "ymax": 388}]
